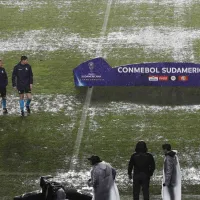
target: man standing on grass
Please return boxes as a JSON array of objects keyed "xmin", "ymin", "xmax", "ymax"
[
  {"xmin": 0, "ymin": 59, "xmax": 8, "ymax": 114},
  {"xmin": 162, "ymin": 143, "xmax": 181, "ymax": 200},
  {"xmin": 12, "ymin": 56, "xmax": 33, "ymax": 116},
  {"xmin": 128, "ymin": 141, "xmax": 155, "ymax": 200}
]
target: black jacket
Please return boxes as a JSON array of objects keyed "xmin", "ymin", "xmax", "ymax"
[
  {"xmin": 128, "ymin": 152, "xmax": 155, "ymax": 177},
  {"xmin": 12, "ymin": 63, "xmax": 33, "ymax": 89},
  {"xmin": 0, "ymin": 67, "xmax": 8, "ymax": 88}
]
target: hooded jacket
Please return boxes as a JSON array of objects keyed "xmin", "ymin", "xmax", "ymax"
[
  {"xmin": 0, "ymin": 67, "xmax": 8, "ymax": 88},
  {"xmin": 12, "ymin": 62, "xmax": 33, "ymax": 89},
  {"xmin": 128, "ymin": 141, "xmax": 155, "ymax": 177},
  {"xmin": 164, "ymin": 151, "xmax": 177, "ymax": 186},
  {"xmin": 128, "ymin": 152, "xmax": 155, "ymax": 177}
]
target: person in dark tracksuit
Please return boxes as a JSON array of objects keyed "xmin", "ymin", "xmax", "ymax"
[
  {"xmin": 12, "ymin": 56, "xmax": 33, "ymax": 116},
  {"xmin": 0, "ymin": 60, "xmax": 8, "ymax": 114},
  {"xmin": 128, "ymin": 141, "xmax": 155, "ymax": 200},
  {"xmin": 162, "ymin": 144, "xmax": 177, "ymax": 200}
]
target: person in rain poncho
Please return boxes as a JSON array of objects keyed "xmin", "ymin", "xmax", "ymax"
[
  {"xmin": 87, "ymin": 155, "xmax": 120, "ymax": 200},
  {"xmin": 162, "ymin": 143, "xmax": 181, "ymax": 200}
]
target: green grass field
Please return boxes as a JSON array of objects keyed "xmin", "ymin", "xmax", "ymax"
[{"xmin": 1, "ymin": 0, "xmax": 200, "ymax": 199}]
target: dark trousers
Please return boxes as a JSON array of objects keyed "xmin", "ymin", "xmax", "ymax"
[
  {"xmin": 167, "ymin": 185, "xmax": 175, "ymax": 200},
  {"xmin": 0, "ymin": 87, "xmax": 6, "ymax": 98},
  {"xmin": 133, "ymin": 173, "xmax": 150, "ymax": 200}
]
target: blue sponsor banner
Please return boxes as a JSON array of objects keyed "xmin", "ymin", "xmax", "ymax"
[{"xmin": 73, "ymin": 57, "xmax": 200, "ymax": 87}]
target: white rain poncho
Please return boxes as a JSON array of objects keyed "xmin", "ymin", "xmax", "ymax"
[
  {"xmin": 162, "ymin": 150, "xmax": 181, "ymax": 200},
  {"xmin": 89, "ymin": 161, "xmax": 120, "ymax": 200}
]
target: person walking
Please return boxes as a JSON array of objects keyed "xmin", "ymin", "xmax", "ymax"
[
  {"xmin": 128, "ymin": 141, "xmax": 155, "ymax": 200},
  {"xmin": 87, "ymin": 155, "xmax": 120, "ymax": 200},
  {"xmin": 162, "ymin": 143, "xmax": 181, "ymax": 200},
  {"xmin": 12, "ymin": 56, "xmax": 33, "ymax": 116},
  {"xmin": 0, "ymin": 59, "xmax": 8, "ymax": 114}
]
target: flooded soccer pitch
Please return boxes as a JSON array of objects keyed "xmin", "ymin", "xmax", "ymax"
[{"xmin": 1, "ymin": 0, "xmax": 200, "ymax": 199}]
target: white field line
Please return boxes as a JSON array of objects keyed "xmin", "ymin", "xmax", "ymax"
[
  {"xmin": 96, "ymin": 0, "xmax": 113, "ymax": 57},
  {"xmin": 69, "ymin": 0, "xmax": 113, "ymax": 170},
  {"xmin": 69, "ymin": 88, "xmax": 93, "ymax": 170}
]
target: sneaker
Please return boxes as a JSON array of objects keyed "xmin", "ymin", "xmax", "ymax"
[
  {"xmin": 26, "ymin": 106, "xmax": 30, "ymax": 114},
  {"xmin": 3, "ymin": 108, "xmax": 8, "ymax": 114},
  {"xmin": 21, "ymin": 110, "xmax": 25, "ymax": 117}
]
